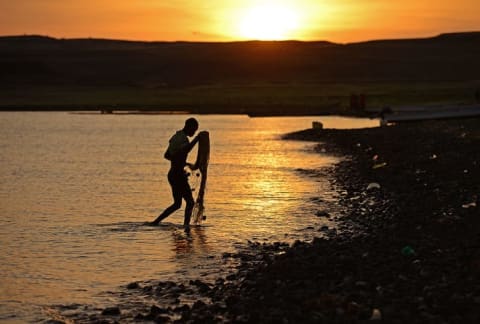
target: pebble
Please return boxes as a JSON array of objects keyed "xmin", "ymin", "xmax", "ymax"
[
  {"xmin": 126, "ymin": 282, "xmax": 140, "ymax": 289},
  {"xmin": 316, "ymin": 210, "xmax": 330, "ymax": 217},
  {"xmin": 101, "ymin": 306, "xmax": 121, "ymax": 316}
]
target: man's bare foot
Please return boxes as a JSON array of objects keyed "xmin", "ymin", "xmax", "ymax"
[{"xmin": 146, "ymin": 221, "xmax": 159, "ymax": 226}]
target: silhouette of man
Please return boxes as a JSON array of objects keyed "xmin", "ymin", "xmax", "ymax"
[{"xmin": 151, "ymin": 118, "xmax": 201, "ymax": 229}]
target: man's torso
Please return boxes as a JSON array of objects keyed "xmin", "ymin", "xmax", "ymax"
[{"xmin": 167, "ymin": 130, "xmax": 189, "ymax": 171}]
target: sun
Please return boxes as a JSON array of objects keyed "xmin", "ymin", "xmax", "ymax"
[{"xmin": 238, "ymin": 3, "xmax": 300, "ymax": 40}]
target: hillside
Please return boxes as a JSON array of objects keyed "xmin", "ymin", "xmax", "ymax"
[
  {"xmin": 2, "ymin": 32, "xmax": 480, "ymax": 86},
  {"xmin": 0, "ymin": 32, "xmax": 479, "ymax": 112}
]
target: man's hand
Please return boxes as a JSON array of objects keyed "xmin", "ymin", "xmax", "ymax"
[
  {"xmin": 187, "ymin": 162, "xmax": 199, "ymax": 170},
  {"xmin": 192, "ymin": 135, "xmax": 200, "ymax": 144},
  {"xmin": 192, "ymin": 131, "xmax": 207, "ymax": 144}
]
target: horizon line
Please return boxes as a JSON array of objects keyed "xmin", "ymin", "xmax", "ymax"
[{"xmin": 1, "ymin": 30, "xmax": 480, "ymax": 46}]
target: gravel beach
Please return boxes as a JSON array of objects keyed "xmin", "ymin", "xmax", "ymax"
[{"xmin": 55, "ymin": 118, "xmax": 480, "ymax": 323}]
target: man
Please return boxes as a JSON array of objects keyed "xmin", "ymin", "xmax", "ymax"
[{"xmin": 151, "ymin": 118, "xmax": 202, "ymax": 229}]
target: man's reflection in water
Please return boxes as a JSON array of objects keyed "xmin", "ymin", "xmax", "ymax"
[{"xmin": 172, "ymin": 226, "xmax": 209, "ymax": 257}]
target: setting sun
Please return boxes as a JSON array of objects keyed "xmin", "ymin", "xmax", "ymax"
[{"xmin": 237, "ymin": 3, "xmax": 300, "ymax": 40}]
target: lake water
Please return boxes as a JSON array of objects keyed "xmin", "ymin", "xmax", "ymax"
[{"xmin": 0, "ymin": 112, "xmax": 378, "ymax": 322}]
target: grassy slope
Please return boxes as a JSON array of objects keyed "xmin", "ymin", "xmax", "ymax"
[{"xmin": 1, "ymin": 81, "xmax": 478, "ymax": 114}]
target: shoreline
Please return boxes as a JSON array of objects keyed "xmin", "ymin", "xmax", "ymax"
[{"xmin": 54, "ymin": 118, "xmax": 479, "ymax": 323}]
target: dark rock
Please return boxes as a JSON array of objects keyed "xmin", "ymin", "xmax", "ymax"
[
  {"xmin": 316, "ymin": 210, "xmax": 330, "ymax": 217},
  {"xmin": 150, "ymin": 305, "xmax": 168, "ymax": 316},
  {"xmin": 155, "ymin": 315, "xmax": 171, "ymax": 323},
  {"xmin": 190, "ymin": 279, "xmax": 211, "ymax": 293},
  {"xmin": 101, "ymin": 306, "xmax": 121, "ymax": 316},
  {"xmin": 126, "ymin": 281, "xmax": 140, "ymax": 289},
  {"xmin": 192, "ymin": 300, "xmax": 207, "ymax": 310},
  {"xmin": 173, "ymin": 304, "xmax": 190, "ymax": 313}
]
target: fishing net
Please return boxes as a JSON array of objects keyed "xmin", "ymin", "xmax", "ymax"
[{"xmin": 187, "ymin": 131, "xmax": 210, "ymax": 224}]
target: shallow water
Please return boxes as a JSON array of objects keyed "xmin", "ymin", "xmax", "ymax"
[{"xmin": 0, "ymin": 112, "xmax": 378, "ymax": 322}]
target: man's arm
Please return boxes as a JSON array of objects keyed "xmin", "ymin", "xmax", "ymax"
[
  {"xmin": 169, "ymin": 134, "xmax": 199, "ymax": 161},
  {"xmin": 185, "ymin": 135, "xmax": 200, "ymax": 153}
]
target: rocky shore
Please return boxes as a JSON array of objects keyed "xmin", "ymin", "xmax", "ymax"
[{"xmin": 53, "ymin": 118, "xmax": 479, "ymax": 323}]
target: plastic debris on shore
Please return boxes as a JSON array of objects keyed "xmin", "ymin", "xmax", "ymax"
[
  {"xmin": 462, "ymin": 201, "xmax": 477, "ymax": 209},
  {"xmin": 367, "ymin": 183, "xmax": 381, "ymax": 190},
  {"xmin": 372, "ymin": 162, "xmax": 387, "ymax": 169},
  {"xmin": 370, "ymin": 308, "xmax": 382, "ymax": 321},
  {"xmin": 401, "ymin": 245, "xmax": 416, "ymax": 256}
]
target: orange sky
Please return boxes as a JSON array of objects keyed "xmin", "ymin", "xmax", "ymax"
[{"xmin": 1, "ymin": 0, "xmax": 479, "ymax": 42}]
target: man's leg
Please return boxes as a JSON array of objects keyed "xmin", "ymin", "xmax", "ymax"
[
  {"xmin": 151, "ymin": 183, "xmax": 182, "ymax": 225},
  {"xmin": 181, "ymin": 178, "xmax": 195, "ymax": 228},
  {"xmin": 183, "ymin": 197, "xmax": 194, "ymax": 228}
]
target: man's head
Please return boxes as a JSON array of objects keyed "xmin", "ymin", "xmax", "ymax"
[{"xmin": 183, "ymin": 118, "xmax": 199, "ymax": 137}]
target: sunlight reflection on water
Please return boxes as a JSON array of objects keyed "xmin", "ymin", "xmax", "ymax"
[{"xmin": 0, "ymin": 112, "xmax": 378, "ymax": 321}]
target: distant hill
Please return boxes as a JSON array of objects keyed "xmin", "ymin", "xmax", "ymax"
[{"xmin": 1, "ymin": 32, "xmax": 479, "ymax": 87}]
